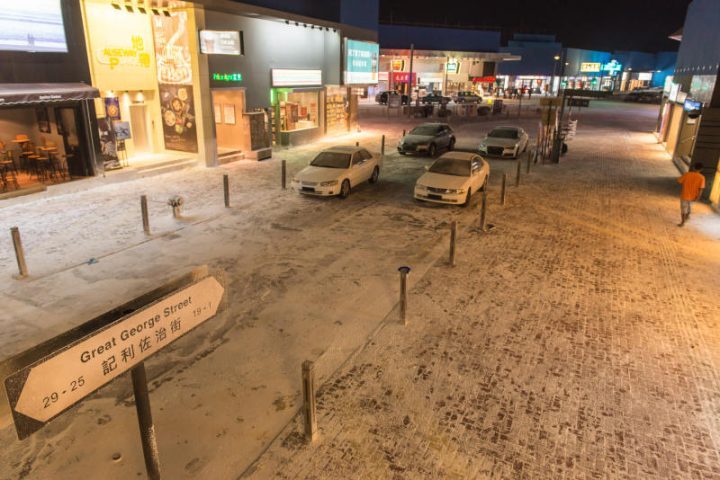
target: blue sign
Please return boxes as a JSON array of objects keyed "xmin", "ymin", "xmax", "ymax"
[
  {"xmin": 684, "ymin": 98, "xmax": 702, "ymax": 112},
  {"xmin": 344, "ymin": 39, "xmax": 379, "ymax": 85},
  {"xmin": 602, "ymin": 60, "xmax": 622, "ymax": 75}
]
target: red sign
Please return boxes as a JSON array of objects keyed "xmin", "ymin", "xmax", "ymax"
[
  {"xmin": 471, "ymin": 76, "xmax": 496, "ymax": 83},
  {"xmin": 391, "ymin": 72, "xmax": 416, "ymax": 84}
]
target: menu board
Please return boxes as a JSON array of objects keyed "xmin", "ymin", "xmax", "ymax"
[
  {"xmin": 199, "ymin": 30, "xmax": 241, "ymax": 55},
  {"xmin": 159, "ymin": 84, "xmax": 198, "ymax": 153}
]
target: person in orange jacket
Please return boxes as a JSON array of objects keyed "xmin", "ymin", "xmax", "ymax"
[{"xmin": 677, "ymin": 163, "xmax": 706, "ymax": 227}]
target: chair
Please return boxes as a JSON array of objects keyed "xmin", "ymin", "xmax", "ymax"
[{"xmin": 0, "ymin": 151, "xmax": 19, "ymax": 191}]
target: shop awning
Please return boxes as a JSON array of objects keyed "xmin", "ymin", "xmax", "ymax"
[{"xmin": 0, "ymin": 83, "xmax": 99, "ymax": 107}]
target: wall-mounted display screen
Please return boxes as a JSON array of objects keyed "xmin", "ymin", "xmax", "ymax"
[
  {"xmin": 0, "ymin": 0, "xmax": 68, "ymax": 53},
  {"xmin": 344, "ymin": 39, "xmax": 379, "ymax": 85},
  {"xmin": 199, "ymin": 30, "xmax": 242, "ymax": 55}
]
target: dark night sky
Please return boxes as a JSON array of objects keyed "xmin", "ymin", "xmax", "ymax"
[{"xmin": 379, "ymin": 0, "xmax": 692, "ymax": 52}]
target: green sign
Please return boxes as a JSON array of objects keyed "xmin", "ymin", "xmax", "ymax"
[
  {"xmin": 212, "ymin": 72, "xmax": 243, "ymax": 82},
  {"xmin": 344, "ymin": 38, "xmax": 379, "ymax": 85}
]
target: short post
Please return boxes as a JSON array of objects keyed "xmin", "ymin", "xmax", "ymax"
[
  {"xmin": 526, "ymin": 149, "xmax": 532, "ymax": 174},
  {"xmin": 480, "ymin": 189, "xmax": 488, "ymax": 232},
  {"xmin": 398, "ymin": 266, "xmax": 411, "ymax": 325},
  {"xmin": 131, "ymin": 363, "xmax": 161, "ymax": 480},
  {"xmin": 141, "ymin": 195, "xmax": 150, "ymax": 235},
  {"xmin": 223, "ymin": 174, "xmax": 230, "ymax": 208},
  {"xmin": 10, "ymin": 227, "xmax": 28, "ymax": 278},
  {"xmin": 355, "ymin": 141, "xmax": 359, "ymax": 147},
  {"xmin": 381, "ymin": 135, "xmax": 386, "ymax": 155},
  {"xmin": 402, "ymin": 129, "xmax": 406, "ymax": 137},
  {"xmin": 281, "ymin": 160, "xmax": 287, "ymax": 190},
  {"xmin": 515, "ymin": 158, "xmax": 521, "ymax": 187},
  {"xmin": 501, "ymin": 173, "xmax": 507, "ymax": 206},
  {"xmin": 302, "ymin": 360, "xmax": 318, "ymax": 443},
  {"xmin": 449, "ymin": 221, "xmax": 457, "ymax": 267}
]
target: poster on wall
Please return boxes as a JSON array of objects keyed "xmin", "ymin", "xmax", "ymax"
[
  {"xmin": 223, "ymin": 105, "xmax": 236, "ymax": 125},
  {"xmin": 152, "ymin": 12, "xmax": 193, "ymax": 85},
  {"xmin": 105, "ymin": 97, "xmax": 121, "ymax": 120},
  {"xmin": 113, "ymin": 121, "xmax": 132, "ymax": 140},
  {"xmin": 98, "ymin": 118, "xmax": 121, "ymax": 170},
  {"xmin": 159, "ymin": 84, "xmax": 198, "ymax": 153},
  {"xmin": 36, "ymin": 108, "xmax": 51, "ymax": 133}
]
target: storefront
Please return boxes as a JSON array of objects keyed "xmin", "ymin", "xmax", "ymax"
[
  {"xmin": 80, "ymin": 0, "xmax": 206, "ymax": 171},
  {"xmin": 0, "ymin": 84, "xmax": 99, "ymax": 193},
  {"xmin": 270, "ymin": 69, "xmax": 323, "ymax": 146},
  {"xmin": 339, "ymin": 38, "xmax": 378, "ymax": 131}
]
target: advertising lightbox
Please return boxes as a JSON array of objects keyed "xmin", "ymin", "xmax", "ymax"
[
  {"xmin": 580, "ymin": 63, "xmax": 601, "ymax": 73},
  {"xmin": 199, "ymin": 30, "xmax": 242, "ymax": 55},
  {"xmin": 344, "ymin": 39, "xmax": 379, "ymax": 85},
  {"xmin": 0, "ymin": 0, "xmax": 68, "ymax": 53},
  {"xmin": 272, "ymin": 69, "xmax": 322, "ymax": 87}
]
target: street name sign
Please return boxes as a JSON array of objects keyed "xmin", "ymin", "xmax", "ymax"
[{"xmin": 4, "ymin": 275, "xmax": 224, "ymax": 440}]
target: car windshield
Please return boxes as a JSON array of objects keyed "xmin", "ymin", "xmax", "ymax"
[
  {"xmin": 410, "ymin": 125, "xmax": 440, "ymax": 136},
  {"xmin": 429, "ymin": 158, "xmax": 470, "ymax": 177},
  {"xmin": 310, "ymin": 152, "xmax": 351, "ymax": 169},
  {"xmin": 489, "ymin": 128, "xmax": 518, "ymax": 139}
]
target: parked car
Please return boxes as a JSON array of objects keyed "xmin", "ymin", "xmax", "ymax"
[
  {"xmin": 291, "ymin": 146, "xmax": 381, "ymax": 199},
  {"xmin": 421, "ymin": 92, "xmax": 451, "ymax": 104},
  {"xmin": 375, "ymin": 91, "xmax": 409, "ymax": 105},
  {"xmin": 453, "ymin": 91, "xmax": 482, "ymax": 103},
  {"xmin": 398, "ymin": 123, "xmax": 456, "ymax": 156},
  {"xmin": 414, "ymin": 152, "xmax": 490, "ymax": 207},
  {"xmin": 478, "ymin": 126, "xmax": 529, "ymax": 158},
  {"xmin": 623, "ymin": 88, "xmax": 662, "ymax": 104}
]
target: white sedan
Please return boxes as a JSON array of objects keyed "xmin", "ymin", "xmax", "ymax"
[
  {"xmin": 414, "ymin": 152, "xmax": 490, "ymax": 206},
  {"xmin": 291, "ymin": 146, "xmax": 381, "ymax": 198},
  {"xmin": 478, "ymin": 126, "xmax": 529, "ymax": 159}
]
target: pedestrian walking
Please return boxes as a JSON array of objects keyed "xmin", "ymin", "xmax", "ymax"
[{"xmin": 677, "ymin": 163, "xmax": 706, "ymax": 227}]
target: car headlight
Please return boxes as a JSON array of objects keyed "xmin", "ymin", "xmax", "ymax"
[
  {"xmin": 416, "ymin": 184, "xmax": 427, "ymax": 190},
  {"xmin": 447, "ymin": 189, "xmax": 466, "ymax": 194},
  {"xmin": 320, "ymin": 180, "xmax": 338, "ymax": 186}
]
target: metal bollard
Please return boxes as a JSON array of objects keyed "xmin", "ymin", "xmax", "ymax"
[
  {"xmin": 281, "ymin": 159, "xmax": 287, "ymax": 190},
  {"xmin": 355, "ymin": 141, "xmax": 359, "ymax": 147},
  {"xmin": 10, "ymin": 227, "xmax": 28, "ymax": 278},
  {"xmin": 381, "ymin": 135, "xmax": 386, "ymax": 155},
  {"xmin": 141, "ymin": 195, "xmax": 150, "ymax": 235},
  {"xmin": 223, "ymin": 174, "xmax": 230, "ymax": 208},
  {"xmin": 480, "ymin": 189, "xmax": 488, "ymax": 232},
  {"xmin": 131, "ymin": 363, "xmax": 161, "ymax": 480},
  {"xmin": 449, "ymin": 221, "xmax": 457, "ymax": 267},
  {"xmin": 402, "ymin": 129, "xmax": 406, "ymax": 137},
  {"xmin": 526, "ymin": 149, "xmax": 532, "ymax": 174},
  {"xmin": 515, "ymin": 158, "xmax": 521, "ymax": 187},
  {"xmin": 302, "ymin": 360, "xmax": 318, "ymax": 443},
  {"xmin": 398, "ymin": 266, "xmax": 411, "ymax": 325},
  {"xmin": 501, "ymin": 173, "xmax": 507, "ymax": 206}
]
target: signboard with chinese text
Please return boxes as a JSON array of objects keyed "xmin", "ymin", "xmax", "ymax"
[
  {"xmin": 199, "ymin": 30, "xmax": 242, "ymax": 55},
  {"xmin": 212, "ymin": 72, "xmax": 243, "ymax": 83},
  {"xmin": 4, "ymin": 275, "xmax": 225, "ymax": 440},
  {"xmin": 391, "ymin": 59, "xmax": 404, "ymax": 72},
  {"xmin": 344, "ymin": 39, "xmax": 379, "ymax": 85},
  {"xmin": 580, "ymin": 63, "xmax": 602, "ymax": 73}
]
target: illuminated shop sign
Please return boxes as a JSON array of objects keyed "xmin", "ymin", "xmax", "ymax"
[
  {"xmin": 683, "ymin": 98, "xmax": 702, "ymax": 112},
  {"xmin": 470, "ymin": 76, "xmax": 497, "ymax": 83},
  {"xmin": 199, "ymin": 30, "xmax": 242, "ymax": 55},
  {"xmin": 446, "ymin": 60, "xmax": 461, "ymax": 74},
  {"xmin": 271, "ymin": 69, "xmax": 322, "ymax": 87},
  {"xmin": 212, "ymin": 72, "xmax": 243, "ymax": 82},
  {"xmin": 602, "ymin": 60, "xmax": 622, "ymax": 75},
  {"xmin": 580, "ymin": 63, "xmax": 602, "ymax": 73},
  {"xmin": 344, "ymin": 39, "xmax": 379, "ymax": 85},
  {"xmin": 668, "ymin": 83, "xmax": 680, "ymax": 102},
  {"xmin": 391, "ymin": 59, "xmax": 405, "ymax": 71}
]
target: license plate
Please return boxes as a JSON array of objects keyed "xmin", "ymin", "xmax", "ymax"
[
  {"xmin": 428, "ymin": 194, "xmax": 442, "ymax": 200},
  {"xmin": 302, "ymin": 187, "xmax": 315, "ymax": 193}
]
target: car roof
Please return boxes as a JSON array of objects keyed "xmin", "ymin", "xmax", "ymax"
[
  {"xmin": 492, "ymin": 126, "xmax": 521, "ymax": 131},
  {"xmin": 414, "ymin": 122, "xmax": 449, "ymax": 128},
  {"xmin": 437, "ymin": 152, "xmax": 480, "ymax": 162},
  {"xmin": 324, "ymin": 145, "xmax": 365, "ymax": 154}
]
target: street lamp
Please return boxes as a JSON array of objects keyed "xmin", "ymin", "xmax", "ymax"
[{"xmin": 551, "ymin": 55, "xmax": 561, "ymax": 95}]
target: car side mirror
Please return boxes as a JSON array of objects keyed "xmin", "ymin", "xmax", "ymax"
[{"xmin": 424, "ymin": 165, "xmax": 430, "ymax": 171}]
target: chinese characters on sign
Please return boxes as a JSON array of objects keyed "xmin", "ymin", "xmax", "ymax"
[
  {"xmin": 212, "ymin": 73, "xmax": 243, "ymax": 82},
  {"xmin": 4, "ymin": 276, "xmax": 224, "ymax": 439},
  {"xmin": 344, "ymin": 39, "xmax": 379, "ymax": 85}
]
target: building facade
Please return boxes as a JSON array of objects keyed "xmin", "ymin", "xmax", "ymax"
[{"xmin": 658, "ymin": 0, "xmax": 720, "ymax": 206}]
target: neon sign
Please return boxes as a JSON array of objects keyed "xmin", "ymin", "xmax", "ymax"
[
  {"xmin": 212, "ymin": 72, "xmax": 243, "ymax": 82},
  {"xmin": 602, "ymin": 60, "xmax": 622, "ymax": 75}
]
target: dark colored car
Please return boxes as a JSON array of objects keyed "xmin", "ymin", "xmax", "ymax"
[
  {"xmin": 623, "ymin": 88, "xmax": 662, "ymax": 104},
  {"xmin": 421, "ymin": 92, "xmax": 451, "ymax": 104},
  {"xmin": 453, "ymin": 91, "xmax": 482, "ymax": 103},
  {"xmin": 397, "ymin": 123, "xmax": 456, "ymax": 157},
  {"xmin": 375, "ymin": 91, "xmax": 409, "ymax": 105}
]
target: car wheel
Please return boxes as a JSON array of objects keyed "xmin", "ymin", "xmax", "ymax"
[
  {"xmin": 339, "ymin": 179, "xmax": 351, "ymax": 199},
  {"xmin": 463, "ymin": 188, "xmax": 472, "ymax": 207},
  {"xmin": 448, "ymin": 138, "xmax": 456, "ymax": 151},
  {"xmin": 428, "ymin": 143, "xmax": 437, "ymax": 157},
  {"xmin": 369, "ymin": 166, "xmax": 379, "ymax": 184}
]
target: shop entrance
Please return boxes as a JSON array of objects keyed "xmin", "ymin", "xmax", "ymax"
[
  {"xmin": 212, "ymin": 88, "xmax": 251, "ymax": 162},
  {"xmin": 129, "ymin": 104, "xmax": 151, "ymax": 156}
]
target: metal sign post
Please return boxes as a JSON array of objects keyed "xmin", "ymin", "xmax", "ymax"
[{"xmin": 3, "ymin": 268, "xmax": 225, "ymax": 478}]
